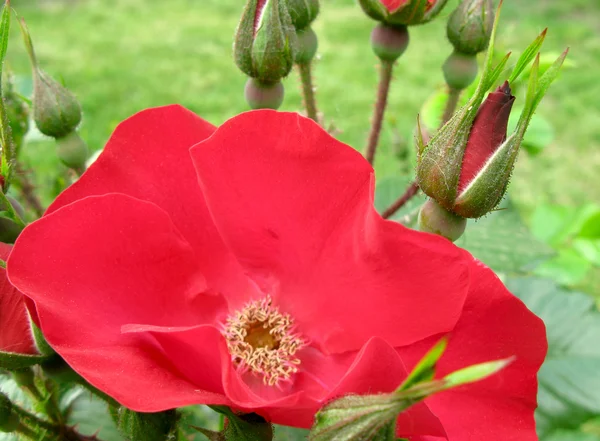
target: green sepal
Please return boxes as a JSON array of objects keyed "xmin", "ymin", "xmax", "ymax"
[
  {"xmin": 508, "ymin": 28, "xmax": 547, "ymax": 84},
  {"xmin": 115, "ymin": 407, "xmax": 180, "ymax": 441},
  {"xmin": 251, "ymin": 0, "xmax": 297, "ymax": 83},
  {"xmin": 0, "ymin": 349, "xmax": 52, "ymax": 371},
  {"xmin": 359, "ymin": 0, "xmax": 449, "ymax": 26},
  {"xmin": 233, "ymin": 0, "xmax": 258, "ymax": 77},
  {"xmin": 31, "ymin": 320, "xmax": 55, "ymax": 357},
  {"xmin": 397, "ymin": 337, "xmax": 447, "ymax": 391},
  {"xmin": 453, "ymin": 133, "xmax": 518, "ymax": 218},
  {"xmin": 309, "ymin": 394, "xmax": 400, "ymax": 441},
  {"xmin": 287, "ymin": 0, "xmax": 319, "ymax": 31}
]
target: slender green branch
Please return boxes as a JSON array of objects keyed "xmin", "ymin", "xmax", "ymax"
[
  {"xmin": 441, "ymin": 87, "xmax": 462, "ymax": 126},
  {"xmin": 297, "ymin": 61, "xmax": 318, "ymax": 122},
  {"xmin": 365, "ymin": 60, "xmax": 394, "ymax": 165},
  {"xmin": 381, "ymin": 181, "xmax": 420, "ymax": 220}
]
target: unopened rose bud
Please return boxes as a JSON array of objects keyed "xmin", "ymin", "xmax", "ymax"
[
  {"xmin": 234, "ymin": 0, "xmax": 297, "ymax": 84},
  {"xmin": 371, "ymin": 23, "xmax": 409, "ymax": 61},
  {"xmin": 287, "ymin": 0, "xmax": 319, "ymax": 31},
  {"xmin": 358, "ymin": 0, "xmax": 449, "ymax": 26},
  {"xmin": 33, "ymin": 70, "xmax": 82, "ymax": 139},
  {"xmin": 447, "ymin": 0, "xmax": 494, "ymax": 55},
  {"xmin": 417, "ymin": 81, "xmax": 516, "ymax": 218}
]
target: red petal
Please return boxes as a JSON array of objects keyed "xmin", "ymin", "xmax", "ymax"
[
  {"xmin": 191, "ymin": 110, "xmax": 469, "ymax": 354},
  {"xmin": 8, "ymin": 194, "xmax": 229, "ymax": 409},
  {"xmin": 47, "ymin": 105, "xmax": 250, "ymax": 300},
  {"xmin": 399, "ymin": 257, "xmax": 546, "ymax": 441},
  {"xmin": 0, "ymin": 243, "xmax": 36, "ymax": 355}
]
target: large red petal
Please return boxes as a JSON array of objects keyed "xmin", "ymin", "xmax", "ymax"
[
  {"xmin": 191, "ymin": 110, "xmax": 469, "ymax": 354},
  {"xmin": 0, "ymin": 243, "xmax": 36, "ymax": 355},
  {"xmin": 399, "ymin": 257, "xmax": 546, "ymax": 441},
  {"xmin": 47, "ymin": 105, "xmax": 250, "ymax": 300},
  {"xmin": 8, "ymin": 194, "xmax": 229, "ymax": 409}
]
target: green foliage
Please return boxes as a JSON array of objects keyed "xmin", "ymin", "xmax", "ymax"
[
  {"xmin": 455, "ymin": 202, "xmax": 554, "ymax": 273},
  {"xmin": 507, "ymin": 277, "xmax": 600, "ymax": 440},
  {"xmin": 529, "ymin": 203, "xmax": 600, "ymax": 293},
  {"xmin": 373, "ymin": 176, "xmax": 425, "ymax": 225}
]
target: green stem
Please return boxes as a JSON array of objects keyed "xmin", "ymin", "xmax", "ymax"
[
  {"xmin": 297, "ymin": 62, "xmax": 318, "ymax": 122},
  {"xmin": 441, "ymin": 87, "xmax": 462, "ymax": 126},
  {"xmin": 16, "ymin": 164, "xmax": 45, "ymax": 217},
  {"xmin": 365, "ymin": 60, "xmax": 394, "ymax": 165}
]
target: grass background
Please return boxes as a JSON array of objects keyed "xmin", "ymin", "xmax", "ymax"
[{"xmin": 4, "ymin": 0, "xmax": 600, "ymax": 286}]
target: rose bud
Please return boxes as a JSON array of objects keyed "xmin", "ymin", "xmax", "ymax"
[
  {"xmin": 287, "ymin": 0, "xmax": 319, "ymax": 31},
  {"xmin": 234, "ymin": 0, "xmax": 297, "ymax": 84},
  {"xmin": 358, "ymin": 0, "xmax": 449, "ymax": 26},
  {"xmin": 447, "ymin": 0, "xmax": 494, "ymax": 55},
  {"xmin": 33, "ymin": 69, "xmax": 82, "ymax": 140},
  {"xmin": 417, "ymin": 81, "xmax": 516, "ymax": 219}
]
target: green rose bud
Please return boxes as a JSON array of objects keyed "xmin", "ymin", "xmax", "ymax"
[
  {"xmin": 234, "ymin": 0, "xmax": 297, "ymax": 84},
  {"xmin": 447, "ymin": 0, "xmax": 494, "ymax": 55}
]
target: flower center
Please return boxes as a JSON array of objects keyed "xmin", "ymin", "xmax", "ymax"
[{"xmin": 223, "ymin": 296, "xmax": 304, "ymax": 386}]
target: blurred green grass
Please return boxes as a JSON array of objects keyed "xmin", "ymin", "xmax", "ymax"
[{"xmin": 5, "ymin": 1, "xmax": 600, "ymax": 254}]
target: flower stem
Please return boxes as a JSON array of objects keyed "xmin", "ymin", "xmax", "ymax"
[
  {"xmin": 441, "ymin": 87, "xmax": 462, "ymax": 126},
  {"xmin": 365, "ymin": 60, "xmax": 394, "ymax": 165},
  {"xmin": 16, "ymin": 164, "xmax": 44, "ymax": 217},
  {"xmin": 297, "ymin": 62, "xmax": 318, "ymax": 122},
  {"xmin": 381, "ymin": 181, "xmax": 420, "ymax": 220}
]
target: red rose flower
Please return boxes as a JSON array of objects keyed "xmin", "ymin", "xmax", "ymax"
[
  {"xmin": 8, "ymin": 106, "xmax": 545, "ymax": 440},
  {"xmin": 0, "ymin": 243, "xmax": 36, "ymax": 355}
]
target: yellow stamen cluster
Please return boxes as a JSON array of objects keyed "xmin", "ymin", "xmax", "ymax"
[{"xmin": 223, "ymin": 296, "xmax": 304, "ymax": 386}]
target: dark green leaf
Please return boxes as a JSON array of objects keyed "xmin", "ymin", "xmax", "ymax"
[
  {"xmin": 506, "ymin": 278, "xmax": 600, "ymax": 437},
  {"xmin": 455, "ymin": 203, "xmax": 554, "ymax": 273},
  {"xmin": 64, "ymin": 388, "xmax": 124, "ymax": 441}
]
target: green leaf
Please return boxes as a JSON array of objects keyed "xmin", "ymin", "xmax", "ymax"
[
  {"xmin": 0, "ymin": 2, "xmax": 9, "ymax": 70},
  {"xmin": 534, "ymin": 248, "xmax": 592, "ymax": 286},
  {"xmin": 455, "ymin": 202, "xmax": 554, "ymax": 273},
  {"xmin": 374, "ymin": 176, "xmax": 426, "ymax": 225},
  {"xmin": 508, "ymin": 28, "xmax": 547, "ymax": 84},
  {"xmin": 64, "ymin": 388, "xmax": 125, "ymax": 441},
  {"xmin": 506, "ymin": 278, "xmax": 600, "ymax": 438}
]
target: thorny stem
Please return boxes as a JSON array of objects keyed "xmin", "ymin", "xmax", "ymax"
[
  {"xmin": 441, "ymin": 87, "xmax": 462, "ymax": 126},
  {"xmin": 16, "ymin": 164, "xmax": 44, "ymax": 217},
  {"xmin": 365, "ymin": 60, "xmax": 394, "ymax": 165},
  {"xmin": 297, "ymin": 62, "xmax": 318, "ymax": 122},
  {"xmin": 382, "ymin": 181, "xmax": 420, "ymax": 220}
]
